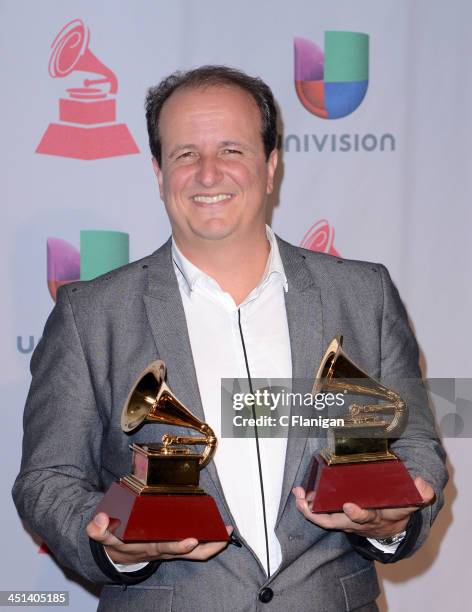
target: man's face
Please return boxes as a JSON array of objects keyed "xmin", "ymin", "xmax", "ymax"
[{"xmin": 153, "ymin": 85, "xmax": 278, "ymax": 249}]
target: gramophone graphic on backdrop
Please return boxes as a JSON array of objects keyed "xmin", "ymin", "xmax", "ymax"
[
  {"xmin": 300, "ymin": 219, "xmax": 340, "ymax": 257},
  {"xmin": 36, "ymin": 19, "xmax": 139, "ymax": 160}
]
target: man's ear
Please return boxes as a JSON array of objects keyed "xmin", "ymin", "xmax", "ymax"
[
  {"xmin": 152, "ymin": 157, "xmax": 164, "ymax": 200},
  {"xmin": 266, "ymin": 149, "xmax": 278, "ymax": 195}
]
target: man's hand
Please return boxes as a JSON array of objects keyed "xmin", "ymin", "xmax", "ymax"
[
  {"xmin": 292, "ymin": 476, "xmax": 434, "ymax": 539},
  {"xmin": 86, "ymin": 512, "xmax": 233, "ymax": 565}
]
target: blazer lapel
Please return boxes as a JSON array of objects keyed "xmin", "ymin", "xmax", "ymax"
[
  {"xmin": 142, "ymin": 240, "xmax": 229, "ymax": 508},
  {"xmin": 275, "ymin": 238, "xmax": 325, "ymax": 525}
]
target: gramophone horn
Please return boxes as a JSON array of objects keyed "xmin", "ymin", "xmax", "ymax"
[
  {"xmin": 48, "ymin": 18, "xmax": 118, "ymax": 94},
  {"xmin": 121, "ymin": 361, "xmax": 167, "ymax": 433},
  {"xmin": 121, "ymin": 361, "xmax": 216, "ymax": 468},
  {"xmin": 314, "ymin": 335, "xmax": 407, "ymax": 435},
  {"xmin": 48, "ymin": 19, "xmax": 89, "ymax": 77}
]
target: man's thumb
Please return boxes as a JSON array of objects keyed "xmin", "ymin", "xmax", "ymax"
[
  {"xmin": 86, "ymin": 512, "xmax": 110, "ymax": 541},
  {"xmin": 415, "ymin": 476, "xmax": 435, "ymax": 504}
]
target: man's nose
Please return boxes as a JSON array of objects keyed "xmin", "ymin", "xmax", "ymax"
[{"xmin": 195, "ymin": 155, "xmax": 223, "ymax": 187}]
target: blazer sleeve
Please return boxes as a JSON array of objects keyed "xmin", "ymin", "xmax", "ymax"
[
  {"xmin": 11, "ymin": 285, "xmax": 159, "ymax": 585},
  {"xmin": 347, "ymin": 264, "xmax": 448, "ymax": 563}
]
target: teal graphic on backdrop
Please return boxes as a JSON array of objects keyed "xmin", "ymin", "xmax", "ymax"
[
  {"xmin": 47, "ymin": 230, "xmax": 129, "ymax": 301},
  {"xmin": 294, "ymin": 31, "xmax": 369, "ymax": 119}
]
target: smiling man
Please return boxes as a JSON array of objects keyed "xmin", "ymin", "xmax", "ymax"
[
  {"xmin": 13, "ymin": 66, "xmax": 447, "ymax": 612},
  {"xmin": 150, "ymin": 77, "xmax": 278, "ymax": 305}
]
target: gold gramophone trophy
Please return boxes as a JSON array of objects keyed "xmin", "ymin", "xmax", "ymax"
[
  {"xmin": 96, "ymin": 361, "xmax": 229, "ymax": 542},
  {"xmin": 304, "ymin": 336, "xmax": 423, "ymax": 513}
]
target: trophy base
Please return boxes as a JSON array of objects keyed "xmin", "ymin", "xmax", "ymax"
[
  {"xmin": 96, "ymin": 482, "xmax": 229, "ymax": 542},
  {"xmin": 36, "ymin": 123, "xmax": 139, "ymax": 160},
  {"xmin": 304, "ymin": 453, "xmax": 424, "ymax": 513}
]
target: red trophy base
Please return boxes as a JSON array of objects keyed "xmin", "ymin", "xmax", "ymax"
[
  {"xmin": 96, "ymin": 482, "xmax": 229, "ymax": 542},
  {"xmin": 36, "ymin": 123, "xmax": 139, "ymax": 160},
  {"xmin": 304, "ymin": 453, "xmax": 423, "ymax": 513}
]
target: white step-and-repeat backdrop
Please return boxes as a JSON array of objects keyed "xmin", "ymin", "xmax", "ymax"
[{"xmin": 2, "ymin": 1, "xmax": 470, "ymax": 610}]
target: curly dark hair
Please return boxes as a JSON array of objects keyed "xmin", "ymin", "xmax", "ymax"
[{"xmin": 145, "ymin": 65, "xmax": 278, "ymax": 165}]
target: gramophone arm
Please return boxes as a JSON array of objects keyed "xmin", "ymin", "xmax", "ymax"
[
  {"xmin": 385, "ymin": 395, "xmax": 407, "ymax": 434},
  {"xmin": 161, "ymin": 425, "xmax": 217, "ymax": 470},
  {"xmin": 317, "ymin": 379, "xmax": 408, "ymax": 436},
  {"xmin": 346, "ymin": 397, "xmax": 407, "ymax": 435},
  {"xmin": 347, "ymin": 397, "xmax": 407, "ymax": 434},
  {"xmin": 76, "ymin": 49, "xmax": 118, "ymax": 94}
]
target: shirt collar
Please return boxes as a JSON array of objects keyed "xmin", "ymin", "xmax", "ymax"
[{"xmin": 171, "ymin": 226, "xmax": 288, "ymax": 299}]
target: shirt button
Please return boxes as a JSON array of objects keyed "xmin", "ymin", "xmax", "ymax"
[{"xmin": 258, "ymin": 587, "xmax": 274, "ymax": 603}]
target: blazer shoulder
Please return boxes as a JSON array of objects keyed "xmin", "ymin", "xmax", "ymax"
[
  {"xmin": 56, "ymin": 243, "xmax": 170, "ymax": 307},
  {"xmin": 276, "ymin": 234, "xmax": 388, "ymax": 282}
]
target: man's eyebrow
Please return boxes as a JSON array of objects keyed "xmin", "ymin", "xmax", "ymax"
[
  {"xmin": 220, "ymin": 140, "xmax": 252, "ymax": 151},
  {"xmin": 168, "ymin": 144, "xmax": 195, "ymax": 158},
  {"xmin": 168, "ymin": 141, "xmax": 253, "ymax": 158}
]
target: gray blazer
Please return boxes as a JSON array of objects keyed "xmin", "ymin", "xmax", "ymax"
[{"xmin": 13, "ymin": 237, "xmax": 447, "ymax": 612}]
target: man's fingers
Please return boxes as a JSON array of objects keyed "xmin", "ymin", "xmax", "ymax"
[
  {"xmin": 87, "ymin": 512, "xmax": 111, "ymax": 541},
  {"xmin": 157, "ymin": 528, "xmax": 232, "ymax": 560},
  {"xmin": 292, "ymin": 487, "xmax": 311, "ymax": 512},
  {"xmin": 291, "ymin": 488, "xmax": 410, "ymax": 534},
  {"xmin": 415, "ymin": 476, "xmax": 435, "ymax": 504},
  {"xmin": 292, "ymin": 486, "xmax": 306, "ymax": 500},
  {"xmin": 86, "ymin": 512, "xmax": 121, "ymax": 546},
  {"xmin": 292, "ymin": 488, "xmax": 312, "ymax": 519},
  {"xmin": 86, "ymin": 519, "xmax": 233, "ymax": 564},
  {"xmin": 85, "ymin": 512, "xmax": 109, "ymax": 541},
  {"xmin": 292, "ymin": 488, "xmax": 351, "ymax": 530},
  {"xmin": 377, "ymin": 477, "xmax": 435, "ymax": 522},
  {"xmin": 343, "ymin": 503, "xmax": 378, "ymax": 525},
  {"xmin": 168, "ymin": 525, "xmax": 232, "ymax": 560},
  {"xmin": 291, "ymin": 477, "xmax": 434, "ymax": 539},
  {"xmin": 176, "ymin": 539, "xmax": 229, "ymax": 560},
  {"xmin": 157, "ymin": 538, "xmax": 199, "ymax": 557}
]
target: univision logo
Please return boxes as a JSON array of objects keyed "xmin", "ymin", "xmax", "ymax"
[
  {"xmin": 289, "ymin": 31, "xmax": 394, "ymax": 153},
  {"xmin": 294, "ymin": 31, "xmax": 369, "ymax": 119},
  {"xmin": 17, "ymin": 229, "xmax": 129, "ymax": 355}
]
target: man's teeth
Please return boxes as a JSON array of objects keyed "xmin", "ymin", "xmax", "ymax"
[{"xmin": 193, "ymin": 194, "xmax": 232, "ymax": 203}]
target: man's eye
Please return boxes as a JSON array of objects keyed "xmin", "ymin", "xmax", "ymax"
[
  {"xmin": 177, "ymin": 151, "xmax": 195, "ymax": 160},
  {"xmin": 223, "ymin": 149, "xmax": 242, "ymax": 155}
]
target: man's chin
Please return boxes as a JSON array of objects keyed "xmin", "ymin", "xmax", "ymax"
[
  {"xmin": 189, "ymin": 222, "xmax": 238, "ymax": 243},
  {"xmin": 179, "ymin": 219, "xmax": 266, "ymax": 246}
]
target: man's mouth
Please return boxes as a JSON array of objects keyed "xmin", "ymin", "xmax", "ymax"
[{"xmin": 191, "ymin": 194, "xmax": 233, "ymax": 204}]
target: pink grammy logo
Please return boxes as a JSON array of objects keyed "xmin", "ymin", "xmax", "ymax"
[
  {"xmin": 300, "ymin": 219, "xmax": 340, "ymax": 256},
  {"xmin": 36, "ymin": 19, "xmax": 139, "ymax": 160}
]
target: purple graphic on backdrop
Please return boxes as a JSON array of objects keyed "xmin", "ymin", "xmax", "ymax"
[
  {"xmin": 294, "ymin": 37, "xmax": 324, "ymax": 81},
  {"xmin": 47, "ymin": 238, "xmax": 80, "ymax": 301}
]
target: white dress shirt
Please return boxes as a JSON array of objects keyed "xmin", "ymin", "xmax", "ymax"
[{"xmin": 172, "ymin": 226, "xmax": 291, "ymax": 574}]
